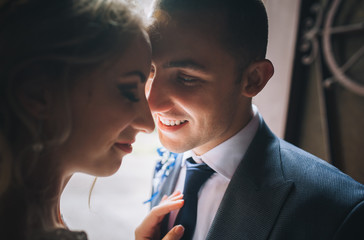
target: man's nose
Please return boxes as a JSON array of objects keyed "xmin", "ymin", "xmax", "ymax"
[{"xmin": 147, "ymin": 74, "xmax": 174, "ymax": 113}]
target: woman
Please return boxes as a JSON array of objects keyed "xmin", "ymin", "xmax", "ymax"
[{"xmin": 0, "ymin": 0, "xmax": 184, "ymax": 239}]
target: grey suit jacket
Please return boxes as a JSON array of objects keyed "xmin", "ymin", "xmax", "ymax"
[{"xmin": 151, "ymin": 119, "xmax": 364, "ymax": 239}]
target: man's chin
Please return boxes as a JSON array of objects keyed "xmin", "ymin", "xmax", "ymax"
[
  {"xmin": 161, "ymin": 143, "xmax": 186, "ymax": 154},
  {"xmin": 159, "ymin": 134, "xmax": 189, "ymax": 153}
]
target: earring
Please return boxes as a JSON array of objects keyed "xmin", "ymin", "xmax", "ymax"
[
  {"xmin": 32, "ymin": 121, "xmax": 44, "ymax": 152},
  {"xmin": 32, "ymin": 142, "xmax": 44, "ymax": 152}
]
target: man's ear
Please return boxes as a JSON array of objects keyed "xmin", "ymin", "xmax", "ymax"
[
  {"xmin": 240, "ymin": 59, "xmax": 274, "ymax": 98},
  {"xmin": 17, "ymin": 81, "xmax": 53, "ymax": 120}
]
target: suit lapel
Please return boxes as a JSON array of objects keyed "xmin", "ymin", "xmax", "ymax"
[
  {"xmin": 206, "ymin": 120, "xmax": 293, "ymax": 240},
  {"xmin": 153, "ymin": 154, "xmax": 183, "ymax": 236},
  {"xmin": 162, "ymin": 153, "xmax": 183, "ymax": 196},
  {"xmin": 151, "ymin": 154, "xmax": 184, "ymax": 207}
]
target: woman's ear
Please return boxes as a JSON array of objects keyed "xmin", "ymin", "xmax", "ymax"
[
  {"xmin": 240, "ymin": 59, "xmax": 274, "ymax": 98},
  {"xmin": 17, "ymin": 80, "xmax": 53, "ymax": 120}
]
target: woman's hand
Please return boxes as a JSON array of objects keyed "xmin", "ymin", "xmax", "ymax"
[{"xmin": 135, "ymin": 191, "xmax": 184, "ymax": 240}]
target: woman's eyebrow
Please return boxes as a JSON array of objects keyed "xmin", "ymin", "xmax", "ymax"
[
  {"xmin": 122, "ymin": 71, "xmax": 147, "ymax": 83},
  {"xmin": 118, "ymin": 82, "xmax": 138, "ymax": 89}
]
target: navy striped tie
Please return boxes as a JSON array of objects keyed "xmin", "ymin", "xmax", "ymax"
[{"xmin": 174, "ymin": 157, "xmax": 215, "ymax": 240}]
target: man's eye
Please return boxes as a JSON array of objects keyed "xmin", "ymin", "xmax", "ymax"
[{"xmin": 177, "ymin": 75, "xmax": 199, "ymax": 85}]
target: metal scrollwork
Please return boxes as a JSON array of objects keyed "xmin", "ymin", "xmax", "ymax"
[
  {"xmin": 301, "ymin": 0, "xmax": 364, "ymax": 96},
  {"xmin": 300, "ymin": 3, "xmax": 324, "ymax": 65},
  {"xmin": 322, "ymin": 0, "xmax": 364, "ymax": 96}
]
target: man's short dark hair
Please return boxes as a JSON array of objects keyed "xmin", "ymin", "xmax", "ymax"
[{"xmin": 154, "ymin": 0, "xmax": 268, "ymax": 69}]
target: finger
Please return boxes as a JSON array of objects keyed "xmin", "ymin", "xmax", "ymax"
[
  {"xmin": 160, "ymin": 195, "xmax": 168, "ymax": 203},
  {"xmin": 162, "ymin": 225, "xmax": 184, "ymax": 240},
  {"xmin": 138, "ymin": 199, "xmax": 184, "ymax": 233},
  {"xmin": 160, "ymin": 192, "xmax": 183, "ymax": 207},
  {"xmin": 161, "ymin": 191, "xmax": 182, "ymax": 203},
  {"xmin": 151, "ymin": 199, "xmax": 184, "ymax": 218},
  {"xmin": 167, "ymin": 190, "xmax": 182, "ymax": 199},
  {"xmin": 135, "ymin": 195, "xmax": 184, "ymax": 240},
  {"xmin": 165, "ymin": 192, "xmax": 183, "ymax": 202}
]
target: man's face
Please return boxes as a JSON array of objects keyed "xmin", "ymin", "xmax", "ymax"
[{"xmin": 148, "ymin": 12, "xmax": 252, "ymax": 155}]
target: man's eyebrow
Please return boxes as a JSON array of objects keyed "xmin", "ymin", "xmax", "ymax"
[
  {"xmin": 163, "ymin": 60, "xmax": 207, "ymax": 72},
  {"xmin": 122, "ymin": 71, "xmax": 147, "ymax": 83}
]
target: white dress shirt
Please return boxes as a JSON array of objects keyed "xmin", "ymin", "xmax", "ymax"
[{"xmin": 168, "ymin": 105, "xmax": 261, "ymax": 240}]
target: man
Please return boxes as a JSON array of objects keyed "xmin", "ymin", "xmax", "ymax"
[{"xmin": 147, "ymin": 0, "xmax": 364, "ymax": 239}]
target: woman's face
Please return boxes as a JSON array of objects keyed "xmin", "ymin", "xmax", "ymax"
[{"xmin": 55, "ymin": 34, "xmax": 155, "ymax": 177}]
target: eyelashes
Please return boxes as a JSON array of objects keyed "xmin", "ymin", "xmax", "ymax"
[
  {"xmin": 121, "ymin": 91, "xmax": 140, "ymax": 102},
  {"xmin": 117, "ymin": 84, "xmax": 140, "ymax": 102},
  {"xmin": 177, "ymin": 74, "xmax": 200, "ymax": 86}
]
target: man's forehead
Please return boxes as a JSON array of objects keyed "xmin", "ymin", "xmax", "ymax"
[
  {"xmin": 149, "ymin": 10, "xmax": 232, "ymax": 67},
  {"xmin": 172, "ymin": 9, "xmax": 225, "ymax": 26},
  {"xmin": 150, "ymin": 24, "xmax": 217, "ymax": 63},
  {"xmin": 151, "ymin": 9, "xmax": 227, "ymax": 39}
]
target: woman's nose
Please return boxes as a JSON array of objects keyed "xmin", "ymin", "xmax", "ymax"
[{"xmin": 132, "ymin": 95, "xmax": 155, "ymax": 134}]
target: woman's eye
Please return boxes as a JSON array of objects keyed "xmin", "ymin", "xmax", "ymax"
[
  {"xmin": 121, "ymin": 91, "xmax": 140, "ymax": 102},
  {"xmin": 118, "ymin": 85, "xmax": 140, "ymax": 102}
]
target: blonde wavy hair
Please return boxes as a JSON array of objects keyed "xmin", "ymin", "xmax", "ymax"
[{"xmin": 0, "ymin": 0, "xmax": 149, "ymax": 237}]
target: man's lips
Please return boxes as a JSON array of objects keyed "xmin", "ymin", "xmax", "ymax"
[
  {"xmin": 159, "ymin": 117, "xmax": 187, "ymax": 126},
  {"xmin": 114, "ymin": 143, "xmax": 133, "ymax": 153},
  {"xmin": 156, "ymin": 115, "xmax": 189, "ymax": 131}
]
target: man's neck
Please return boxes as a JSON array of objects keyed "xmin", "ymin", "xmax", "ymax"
[{"xmin": 192, "ymin": 105, "xmax": 255, "ymax": 156}]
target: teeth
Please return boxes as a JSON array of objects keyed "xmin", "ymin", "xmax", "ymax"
[{"xmin": 160, "ymin": 118, "xmax": 187, "ymax": 126}]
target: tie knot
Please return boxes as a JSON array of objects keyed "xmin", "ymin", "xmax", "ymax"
[
  {"xmin": 173, "ymin": 157, "xmax": 215, "ymax": 239},
  {"xmin": 183, "ymin": 157, "xmax": 215, "ymax": 195}
]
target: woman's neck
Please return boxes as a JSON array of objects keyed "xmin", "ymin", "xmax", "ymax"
[
  {"xmin": 58, "ymin": 175, "xmax": 72, "ymax": 227},
  {"xmin": 29, "ymin": 169, "xmax": 72, "ymax": 231}
]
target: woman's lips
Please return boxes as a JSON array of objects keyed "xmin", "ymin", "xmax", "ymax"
[{"xmin": 114, "ymin": 143, "xmax": 133, "ymax": 153}]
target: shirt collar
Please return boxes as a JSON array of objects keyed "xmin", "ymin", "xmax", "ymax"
[{"xmin": 182, "ymin": 105, "xmax": 261, "ymax": 180}]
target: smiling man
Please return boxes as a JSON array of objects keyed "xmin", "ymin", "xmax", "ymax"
[{"xmin": 147, "ymin": 0, "xmax": 364, "ymax": 239}]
